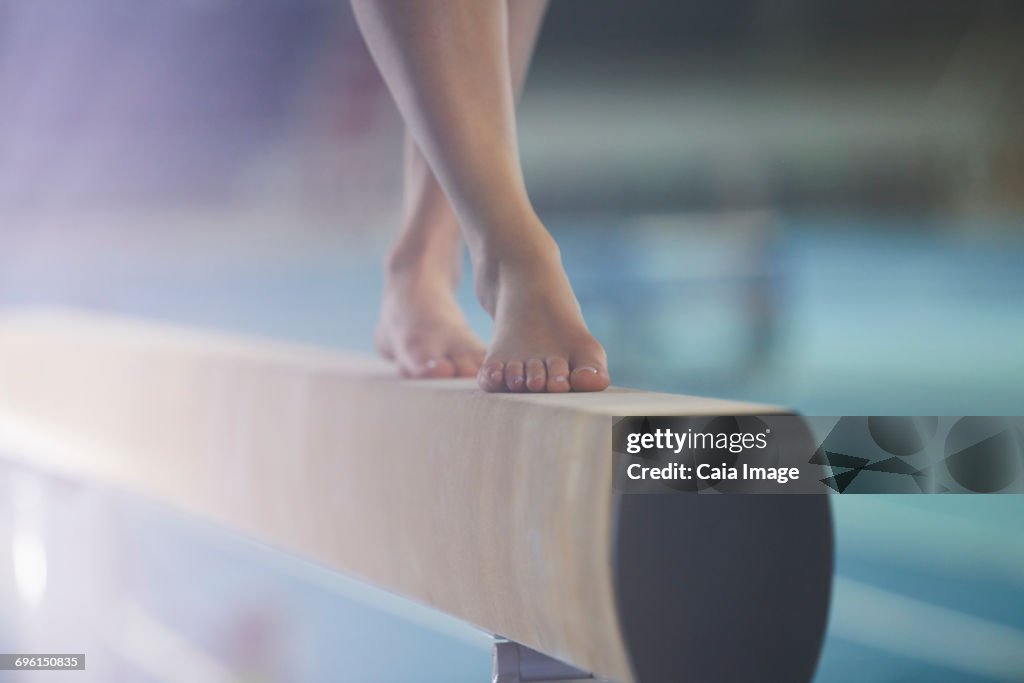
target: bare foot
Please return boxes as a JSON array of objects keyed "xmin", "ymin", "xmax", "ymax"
[
  {"xmin": 473, "ymin": 219, "xmax": 610, "ymax": 393},
  {"xmin": 375, "ymin": 265, "xmax": 486, "ymax": 379}
]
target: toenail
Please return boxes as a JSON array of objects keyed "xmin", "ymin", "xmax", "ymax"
[
  {"xmin": 576, "ymin": 366, "xmax": 598, "ymax": 374},
  {"xmin": 424, "ymin": 359, "xmax": 438, "ymax": 369},
  {"xmin": 490, "ymin": 370, "xmax": 503, "ymax": 381},
  {"xmin": 554, "ymin": 375, "xmax": 567, "ymax": 383}
]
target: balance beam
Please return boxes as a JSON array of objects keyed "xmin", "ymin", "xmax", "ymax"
[{"xmin": 0, "ymin": 310, "xmax": 833, "ymax": 683}]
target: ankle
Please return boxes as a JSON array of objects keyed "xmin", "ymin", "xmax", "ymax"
[
  {"xmin": 386, "ymin": 235, "xmax": 462, "ymax": 288},
  {"xmin": 470, "ymin": 221, "xmax": 563, "ymax": 312}
]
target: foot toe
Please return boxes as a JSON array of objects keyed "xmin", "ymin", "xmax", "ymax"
[
  {"xmin": 478, "ymin": 361, "xmax": 507, "ymax": 392},
  {"xmin": 569, "ymin": 362, "xmax": 610, "ymax": 392},
  {"xmin": 546, "ymin": 357, "xmax": 571, "ymax": 393},
  {"xmin": 405, "ymin": 355, "xmax": 456, "ymax": 379},
  {"xmin": 451, "ymin": 351, "xmax": 483, "ymax": 378},
  {"xmin": 525, "ymin": 358, "xmax": 547, "ymax": 392},
  {"xmin": 504, "ymin": 361, "xmax": 526, "ymax": 392}
]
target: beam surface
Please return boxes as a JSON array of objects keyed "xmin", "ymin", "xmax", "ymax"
[{"xmin": 0, "ymin": 310, "xmax": 832, "ymax": 682}]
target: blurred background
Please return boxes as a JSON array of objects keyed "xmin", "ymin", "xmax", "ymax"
[{"xmin": 1, "ymin": 0, "xmax": 1022, "ymax": 681}]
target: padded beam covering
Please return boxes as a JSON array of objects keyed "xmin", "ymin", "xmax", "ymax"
[{"xmin": 0, "ymin": 310, "xmax": 832, "ymax": 682}]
